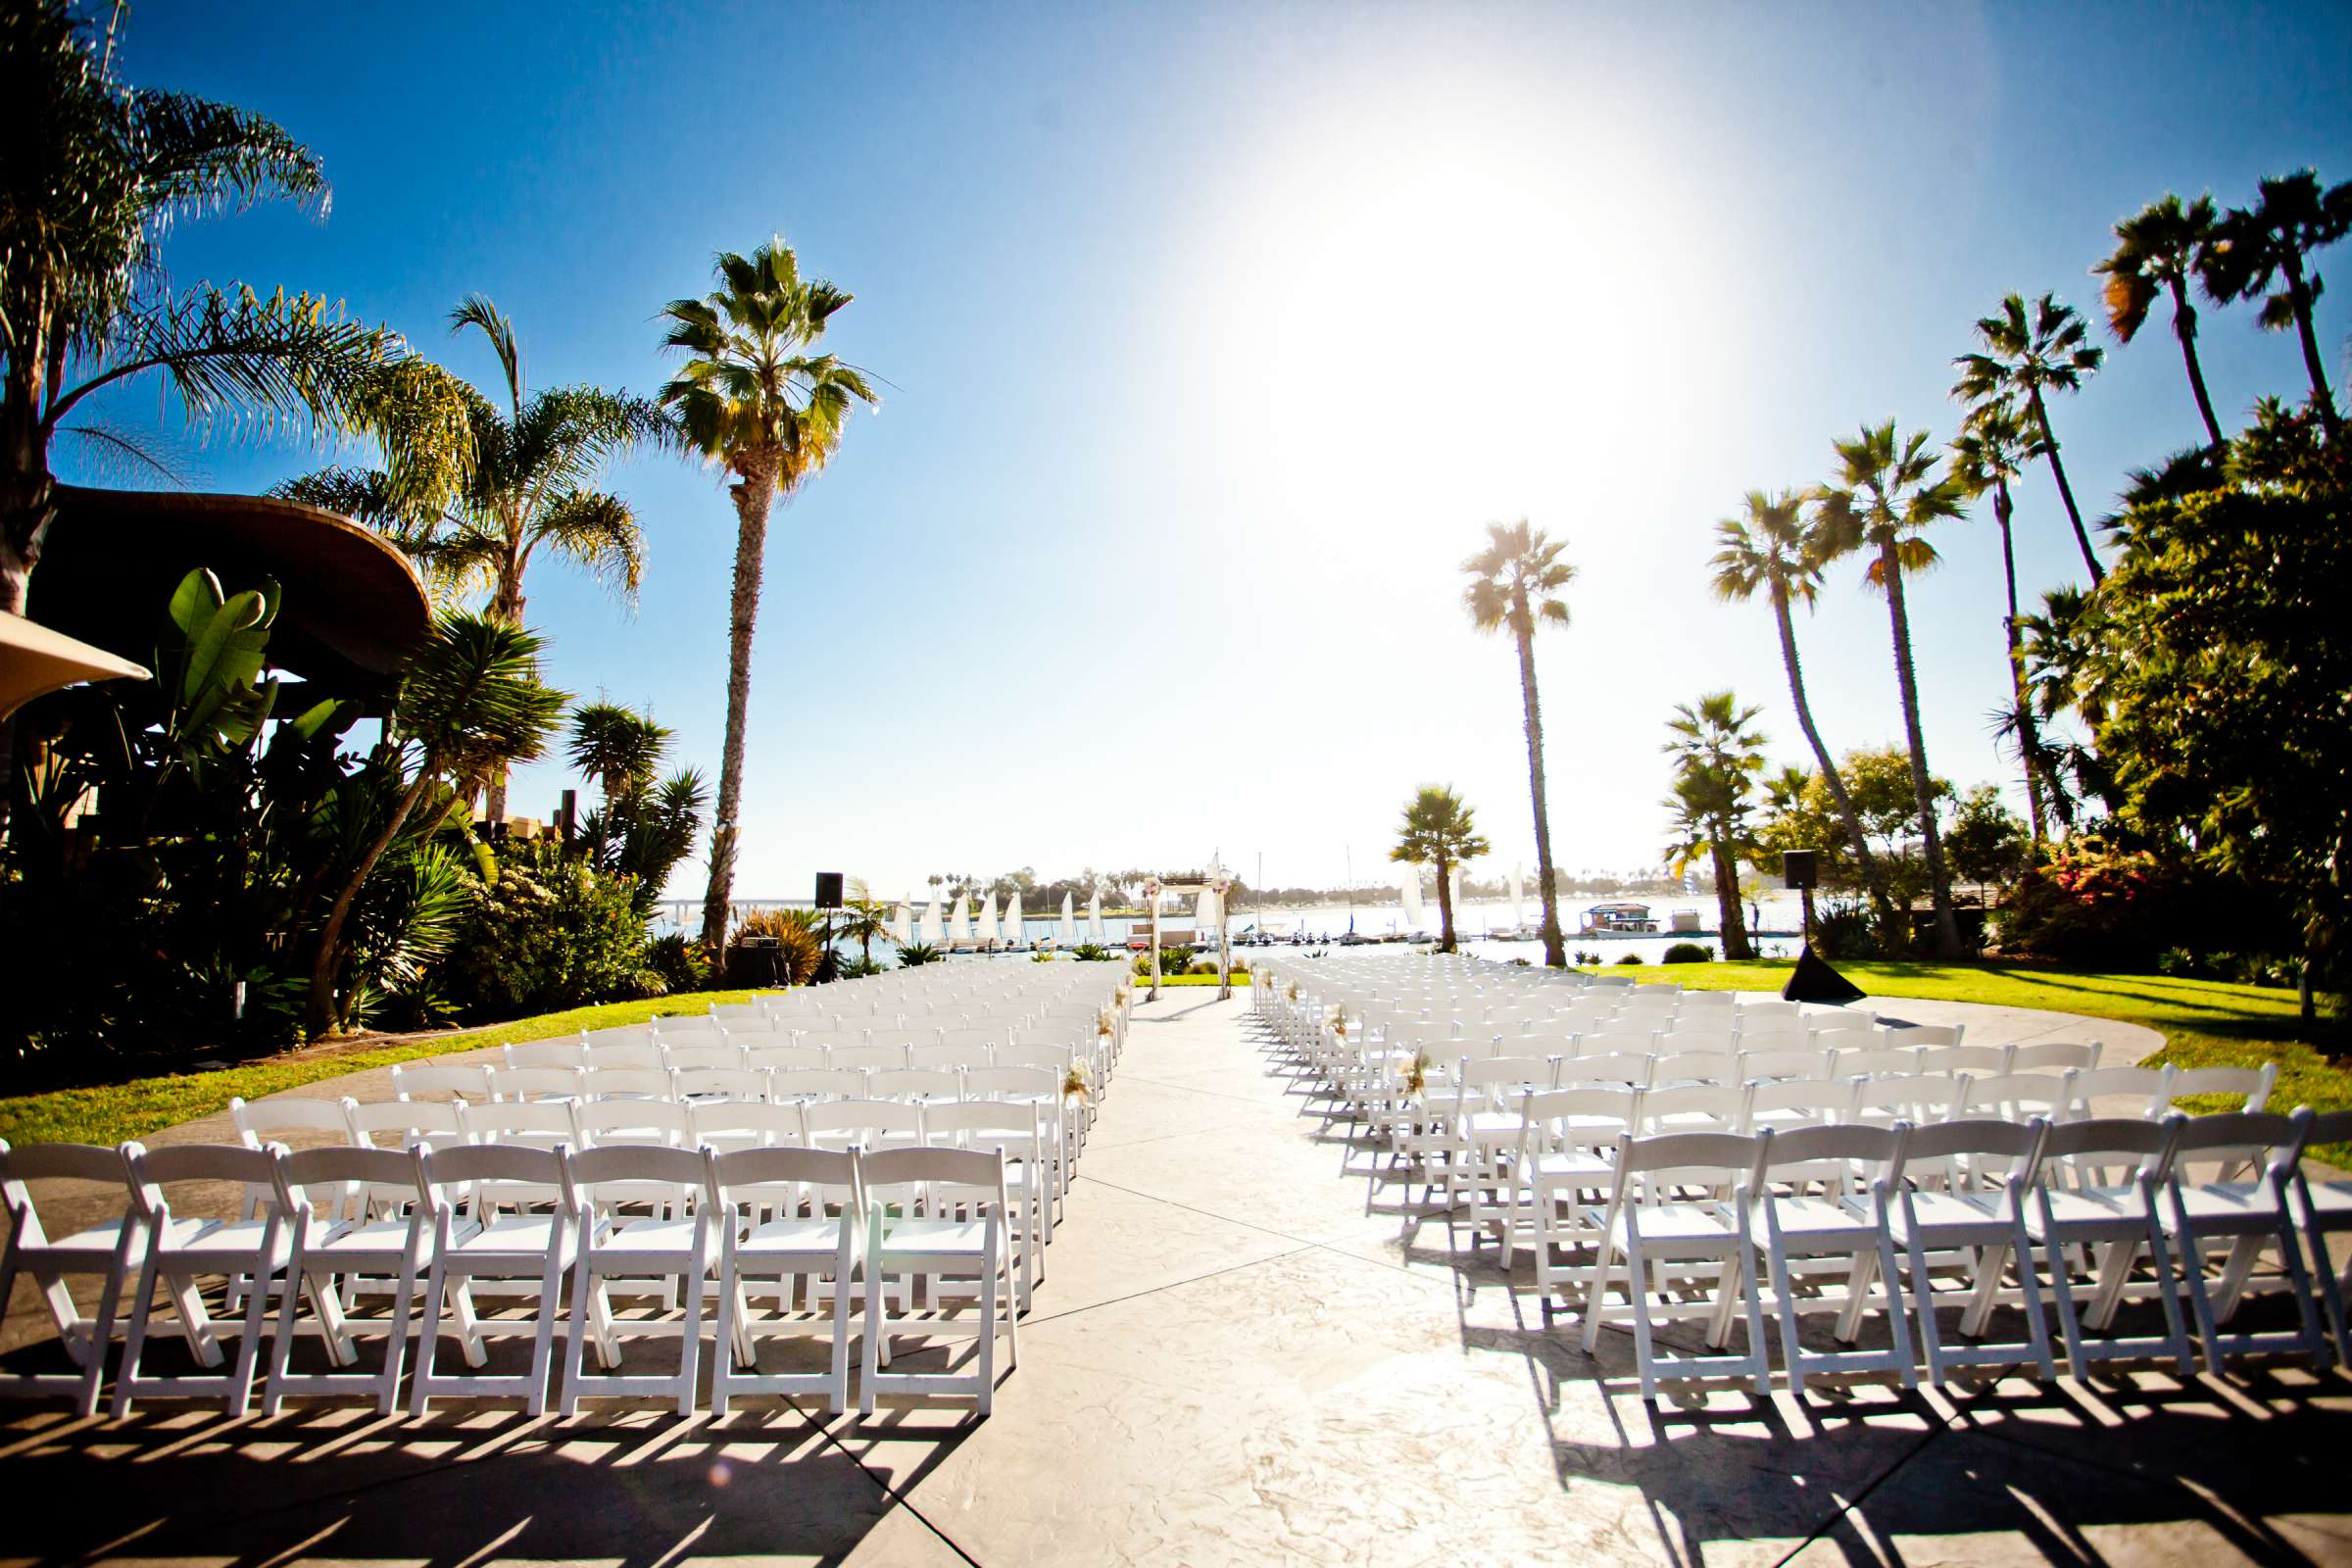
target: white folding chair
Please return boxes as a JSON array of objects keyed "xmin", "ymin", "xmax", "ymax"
[
  {"xmin": 487, "ymin": 1064, "xmax": 585, "ymax": 1103},
  {"xmin": 1748, "ymin": 1122, "xmax": 1915, "ymax": 1395},
  {"xmin": 2163, "ymin": 1108, "xmax": 2327, "ymax": 1372},
  {"xmin": 114, "ymin": 1142, "xmax": 293, "ymax": 1416},
  {"xmin": 674, "ymin": 1066, "xmax": 771, "ymax": 1105},
  {"xmin": 583, "ymin": 1065, "xmax": 672, "ymax": 1102},
  {"xmin": 2169, "ymin": 1063, "xmax": 2278, "ymax": 1113},
  {"xmin": 390, "ymin": 1062, "xmax": 494, "ymax": 1102},
  {"xmin": 503, "ymin": 1039, "xmax": 586, "ymax": 1070},
  {"xmin": 1917, "ymin": 1045, "xmax": 2011, "ymax": 1078},
  {"xmin": 709, "ymin": 1146, "xmax": 863, "ymax": 1414},
  {"xmin": 829, "ymin": 1045, "xmax": 906, "ymax": 1074},
  {"xmin": 1885, "ymin": 1023, "xmax": 1967, "ymax": 1052},
  {"xmin": 0, "ymin": 1140, "xmax": 145, "ymax": 1413},
  {"xmin": 926, "ymin": 1100, "xmax": 1051, "ymax": 1307},
  {"xmin": 559, "ymin": 1145, "xmax": 716, "ymax": 1415},
  {"xmin": 1515, "ymin": 1087, "xmax": 1640, "ymax": 1298},
  {"xmin": 1736, "ymin": 1048, "xmax": 1834, "ymax": 1085},
  {"xmin": 2025, "ymin": 1116, "xmax": 2194, "ymax": 1378},
  {"xmin": 410, "ymin": 1143, "xmax": 580, "ymax": 1416},
  {"xmin": 2009, "ymin": 1041, "xmax": 2099, "ymax": 1074},
  {"xmin": 690, "ymin": 1100, "xmax": 808, "ymax": 1156},
  {"xmin": 772, "ymin": 1067, "xmax": 870, "ymax": 1105},
  {"xmin": 870, "ymin": 1069, "xmax": 965, "ymax": 1107},
  {"xmin": 662, "ymin": 1040, "xmax": 744, "ymax": 1074},
  {"xmin": 1887, "ymin": 1118, "xmax": 2056, "ymax": 1385},
  {"xmin": 263, "ymin": 1144, "xmax": 433, "ymax": 1415},
  {"xmin": 804, "ymin": 1100, "xmax": 927, "ymax": 1154},
  {"xmin": 859, "ymin": 1148, "xmax": 1018, "ymax": 1415},
  {"xmin": 1579, "ymin": 1131, "xmax": 1772, "ymax": 1398},
  {"xmin": 2289, "ymin": 1109, "xmax": 2352, "ymax": 1365},
  {"xmin": 743, "ymin": 1041, "xmax": 828, "ymax": 1073}
]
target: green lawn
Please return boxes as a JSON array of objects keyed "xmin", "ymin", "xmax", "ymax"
[
  {"xmin": 1601, "ymin": 958, "xmax": 2350, "ymax": 1161},
  {"xmin": 0, "ymin": 991, "xmax": 776, "ymax": 1149}
]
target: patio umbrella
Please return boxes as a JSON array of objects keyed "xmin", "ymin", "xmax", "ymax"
[{"xmin": 0, "ymin": 614, "xmax": 150, "ymax": 719}]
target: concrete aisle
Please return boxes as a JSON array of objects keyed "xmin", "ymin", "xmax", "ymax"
[{"xmin": 2, "ymin": 987, "xmax": 2346, "ymax": 1566}]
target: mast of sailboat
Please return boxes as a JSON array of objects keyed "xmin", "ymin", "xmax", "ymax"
[{"xmin": 1345, "ymin": 845, "xmax": 1354, "ymax": 935}]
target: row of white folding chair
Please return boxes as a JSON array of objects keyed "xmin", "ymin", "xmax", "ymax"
[
  {"xmin": 0, "ymin": 1136, "xmax": 1024, "ymax": 1419},
  {"xmin": 1569, "ymin": 1109, "xmax": 2336, "ymax": 1399},
  {"xmin": 400, "ymin": 1054, "xmax": 1070, "ymax": 1104}
]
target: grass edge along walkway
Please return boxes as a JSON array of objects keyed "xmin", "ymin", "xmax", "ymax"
[{"xmin": 0, "ymin": 991, "xmax": 779, "ymax": 1148}]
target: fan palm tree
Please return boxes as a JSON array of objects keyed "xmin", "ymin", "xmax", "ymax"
[
  {"xmin": 566, "ymin": 701, "xmax": 669, "ymax": 858},
  {"xmin": 1707, "ymin": 490, "xmax": 1897, "ymax": 932},
  {"xmin": 1952, "ymin": 293, "xmax": 2107, "ymax": 583},
  {"xmin": 1949, "ymin": 408, "xmax": 2050, "ymax": 841},
  {"xmin": 2093, "ymin": 193, "xmax": 2228, "ymax": 446},
  {"xmin": 1813, "ymin": 420, "xmax": 1968, "ymax": 958},
  {"xmin": 305, "ymin": 613, "xmax": 567, "ymax": 1037},
  {"xmin": 1390, "ymin": 785, "xmax": 1489, "ymax": 954},
  {"xmin": 1460, "ymin": 518, "xmax": 1573, "ymax": 966},
  {"xmin": 279, "ymin": 295, "xmax": 664, "ymax": 819},
  {"xmin": 0, "ymin": 0, "xmax": 447, "ymax": 616},
  {"xmin": 659, "ymin": 237, "xmax": 878, "ymax": 953},
  {"xmin": 2202, "ymin": 169, "xmax": 2351, "ymax": 428},
  {"xmin": 1662, "ymin": 692, "xmax": 1767, "ymax": 960}
]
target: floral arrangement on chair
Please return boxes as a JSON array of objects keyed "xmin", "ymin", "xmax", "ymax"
[
  {"xmin": 1397, "ymin": 1049, "xmax": 1433, "ymax": 1097},
  {"xmin": 1097, "ymin": 1008, "xmax": 1115, "ymax": 1039},
  {"xmin": 1286, "ymin": 981, "xmax": 1300, "ymax": 1003},
  {"xmin": 1062, "ymin": 1061, "xmax": 1093, "ymax": 1102},
  {"xmin": 1328, "ymin": 1005, "xmax": 1349, "ymax": 1038}
]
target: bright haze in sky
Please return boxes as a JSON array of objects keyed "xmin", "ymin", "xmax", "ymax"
[{"xmin": 76, "ymin": 2, "xmax": 2350, "ymax": 905}]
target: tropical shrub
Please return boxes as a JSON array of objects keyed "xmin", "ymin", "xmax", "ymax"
[
  {"xmin": 732, "ymin": 907, "xmax": 827, "ymax": 985},
  {"xmin": 643, "ymin": 932, "xmax": 712, "ymax": 995},
  {"xmin": 1070, "ymin": 942, "xmax": 1116, "ymax": 961},
  {"xmin": 432, "ymin": 842, "xmax": 654, "ymax": 1017},
  {"xmin": 1660, "ymin": 943, "xmax": 1711, "ymax": 964},
  {"xmin": 1990, "ymin": 840, "xmax": 2277, "ymax": 970},
  {"xmin": 1030, "ymin": 951, "xmax": 1059, "ymax": 963},
  {"xmin": 1615, "ymin": 953, "xmax": 1644, "ymax": 965},
  {"xmin": 837, "ymin": 955, "xmax": 885, "ymax": 980},
  {"xmin": 1811, "ymin": 898, "xmax": 1883, "ymax": 961},
  {"xmin": 896, "ymin": 942, "xmax": 944, "ymax": 967}
]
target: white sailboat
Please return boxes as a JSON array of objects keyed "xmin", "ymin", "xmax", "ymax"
[
  {"xmin": 1449, "ymin": 864, "xmax": 1467, "ymax": 932},
  {"xmin": 921, "ymin": 892, "xmax": 946, "ymax": 946},
  {"xmin": 1087, "ymin": 889, "xmax": 1105, "ymax": 943},
  {"xmin": 889, "ymin": 901, "xmax": 912, "ymax": 946},
  {"xmin": 1509, "ymin": 863, "xmax": 1526, "ymax": 934},
  {"xmin": 1060, "ymin": 892, "xmax": 1078, "ymax": 944},
  {"xmin": 1400, "ymin": 868, "xmax": 1425, "ymax": 930},
  {"xmin": 948, "ymin": 891, "xmax": 970, "ymax": 949},
  {"xmin": 1004, "ymin": 891, "xmax": 1024, "ymax": 949},
  {"xmin": 977, "ymin": 892, "xmax": 1001, "ymax": 950}
]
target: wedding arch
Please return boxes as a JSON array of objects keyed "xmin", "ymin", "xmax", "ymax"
[{"xmin": 1140, "ymin": 872, "xmax": 1235, "ymax": 1002}]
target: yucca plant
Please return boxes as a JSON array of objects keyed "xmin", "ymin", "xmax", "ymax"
[{"xmin": 895, "ymin": 941, "xmax": 943, "ymax": 967}]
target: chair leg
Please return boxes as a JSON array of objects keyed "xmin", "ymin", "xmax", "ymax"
[
  {"xmin": 560, "ymin": 1253, "xmax": 593, "ymax": 1417},
  {"xmin": 2174, "ymin": 1227, "xmax": 2229, "ymax": 1376},
  {"xmin": 977, "ymin": 1251, "xmax": 997, "ymax": 1417},
  {"xmin": 1878, "ymin": 1232, "xmax": 1917, "ymax": 1390},
  {"xmin": 264, "ymin": 1256, "xmax": 306, "ymax": 1418},
  {"xmin": 859, "ymin": 1262, "xmax": 884, "ymax": 1415},
  {"xmin": 1905, "ymin": 1232, "xmax": 1946, "ymax": 1386},
  {"xmin": 224, "ymin": 1252, "xmax": 276, "ymax": 1415},
  {"xmin": 381, "ymin": 1258, "xmax": 418, "ymax": 1416},
  {"xmin": 411, "ymin": 1261, "xmax": 448, "ymax": 1417},
  {"xmin": 2044, "ymin": 1240, "xmax": 2090, "ymax": 1380},
  {"xmin": 1625, "ymin": 1244, "xmax": 1658, "ymax": 1402},
  {"xmin": 2139, "ymin": 1214, "xmax": 2194, "ymax": 1375},
  {"xmin": 166, "ymin": 1270, "xmax": 224, "ymax": 1368},
  {"xmin": 1767, "ymin": 1243, "xmax": 1805, "ymax": 1398},
  {"xmin": 111, "ymin": 1251, "xmax": 161, "ymax": 1419},
  {"xmin": 526, "ymin": 1253, "xmax": 564, "ymax": 1418},
  {"xmin": 829, "ymin": 1258, "xmax": 854, "ymax": 1415},
  {"xmin": 676, "ymin": 1244, "xmax": 707, "ymax": 1419},
  {"xmin": 77, "ymin": 1234, "xmax": 135, "ymax": 1418}
]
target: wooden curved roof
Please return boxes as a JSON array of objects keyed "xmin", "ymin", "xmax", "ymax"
[{"xmin": 30, "ymin": 486, "xmax": 429, "ymax": 709}]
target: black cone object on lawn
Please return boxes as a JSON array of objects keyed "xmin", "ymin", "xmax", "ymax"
[{"xmin": 1782, "ymin": 942, "xmax": 1866, "ymax": 1004}]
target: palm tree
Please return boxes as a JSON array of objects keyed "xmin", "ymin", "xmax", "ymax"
[
  {"xmin": 305, "ymin": 613, "xmax": 567, "ymax": 1037},
  {"xmin": 279, "ymin": 295, "xmax": 664, "ymax": 820},
  {"xmin": 566, "ymin": 701, "xmax": 669, "ymax": 858},
  {"xmin": 1707, "ymin": 490, "xmax": 1897, "ymax": 933},
  {"xmin": 1949, "ymin": 408, "xmax": 2050, "ymax": 841},
  {"xmin": 1952, "ymin": 293, "xmax": 2107, "ymax": 583},
  {"xmin": 659, "ymin": 238, "xmax": 878, "ymax": 953},
  {"xmin": 2094, "ymin": 194, "xmax": 2228, "ymax": 446},
  {"xmin": 1460, "ymin": 519, "xmax": 1574, "ymax": 967},
  {"xmin": 1813, "ymin": 420, "xmax": 1969, "ymax": 958},
  {"xmin": 1390, "ymin": 785, "xmax": 1489, "ymax": 954},
  {"xmin": 0, "ymin": 0, "xmax": 445, "ymax": 615},
  {"xmin": 2202, "ymin": 169, "xmax": 2351, "ymax": 428},
  {"xmin": 1662, "ymin": 692, "xmax": 1767, "ymax": 960},
  {"xmin": 836, "ymin": 880, "xmax": 896, "ymax": 967}
]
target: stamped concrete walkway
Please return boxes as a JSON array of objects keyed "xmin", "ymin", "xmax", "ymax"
[{"xmin": 4, "ymin": 983, "xmax": 2348, "ymax": 1566}]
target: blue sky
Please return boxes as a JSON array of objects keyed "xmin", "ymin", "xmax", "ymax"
[{"xmin": 72, "ymin": 1, "xmax": 2352, "ymax": 905}]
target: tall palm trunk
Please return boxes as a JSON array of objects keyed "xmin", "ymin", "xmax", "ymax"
[
  {"xmin": 480, "ymin": 565, "xmax": 526, "ymax": 825},
  {"xmin": 701, "ymin": 458, "xmax": 779, "ymax": 953},
  {"xmin": 306, "ymin": 766, "xmax": 434, "ymax": 1038},
  {"xmin": 1879, "ymin": 539, "xmax": 1964, "ymax": 957},
  {"xmin": 0, "ymin": 357, "xmax": 56, "ymax": 851},
  {"xmin": 2029, "ymin": 387, "xmax": 2103, "ymax": 584},
  {"xmin": 2167, "ymin": 281, "xmax": 2226, "ymax": 447},
  {"xmin": 1769, "ymin": 583, "xmax": 1897, "ymax": 933},
  {"xmin": 1991, "ymin": 482, "xmax": 2048, "ymax": 842},
  {"xmin": 1709, "ymin": 833, "xmax": 1751, "ymax": 958},
  {"xmin": 1434, "ymin": 854, "xmax": 1456, "ymax": 954},
  {"xmin": 1512, "ymin": 617, "xmax": 1566, "ymax": 967},
  {"xmin": 2280, "ymin": 250, "xmax": 2339, "ymax": 426}
]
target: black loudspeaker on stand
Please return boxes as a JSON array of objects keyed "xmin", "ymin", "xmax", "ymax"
[{"xmin": 1778, "ymin": 850, "xmax": 1864, "ymax": 1004}]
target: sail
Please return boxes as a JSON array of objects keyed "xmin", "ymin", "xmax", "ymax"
[
  {"xmin": 1087, "ymin": 889, "xmax": 1104, "ymax": 942},
  {"xmin": 1400, "ymin": 868, "xmax": 1424, "ymax": 927},
  {"xmin": 890, "ymin": 902, "xmax": 912, "ymax": 945},
  {"xmin": 1060, "ymin": 892, "xmax": 1077, "ymax": 943},
  {"xmin": 1449, "ymin": 864, "xmax": 1466, "ymax": 925},
  {"xmin": 1509, "ymin": 863, "xmax": 1525, "ymax": 930},
  {"xmin": 948, "ymin": 892, "xmax": 970, "ymax": 948},
  {"xmin": 921, "ymin": 893, "xmax": 946, "ymax": 946},
  {"xmin": 1194, "ymin": 885, "xmax": 1215, "ymax": 929},
  {"xmin": 1004, "ymin": 891, "xmax": 1024, "ymax": 946},
  {"xmin": 977, "ymin": 892, "xmax": 1000, "ymax": 948}
]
